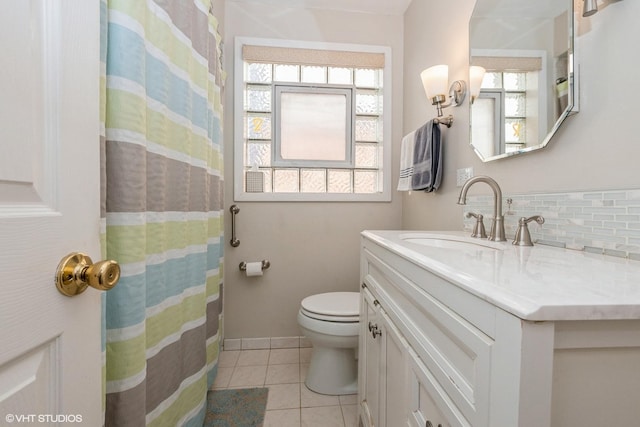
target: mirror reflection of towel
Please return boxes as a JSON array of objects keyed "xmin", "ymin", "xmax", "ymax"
[
  {"xmin": 556, "ymin": 77, "xmax": 568, "ymax": 118},
  {"xmin": 411, "ymin": 120, "xmax": 442, "ymax": 192}
]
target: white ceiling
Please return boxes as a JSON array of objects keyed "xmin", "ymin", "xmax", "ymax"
[{"xmin": 229, "ymin": 0, "xmax": 414, "ymax": 16}]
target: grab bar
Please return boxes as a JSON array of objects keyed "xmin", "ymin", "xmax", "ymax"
[{"xmin": 230, "ymin": 205, "xmax": 240, "ymax": 247}]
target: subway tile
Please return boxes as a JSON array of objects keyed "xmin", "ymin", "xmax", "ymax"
[
  {"xmin": 613, "ymin": 199, "xmax": 640, "ymax": 207},
  {"xmin": 563, "ymin": 200, "xmax": 593, "ymax": 207},
  {"xmin": 584, "ymin": 246, "xmax": 604, "ymax": 254},
  {"xmin": 593, "ymin": 214, "xmax": 616, "ymax": 220},
  {"xmin": 629, "ymin": 252, "xmax": 640, "ymax": 262},
  {"xmin": 536, "ymin": 194, "xmax": 569, "ymax": 201},
  {"xmin": 583, "ymin": 192, "xmax": 604, "ymax": 200},
  {"xmin": 537, "ymin": 240, "xmax": 566, "ymax": 249},
  {"xmin": 584, "ymin": 220, "xmax": 603, "ymax": 227},
  {"xmin": 603, "ymin": 248, "xmax": 627, "ymax": 258},
  {"xmin": 566, "ymin": 242, "xmax": 586, "ymax": 251},
  {"xmin": 604, "ymin": 192, "xmax": 627, "ymax": 200},
  {"xmin": 583, "ymin": 207, "xmax": 626, "ymax": 215},
  {"xmin": 615, "ymin": 215, "xmax": 640, "ymax": 222},
  {"xmin": 626, "ymin": 190, "xmax": 640, "ymax": 200},
  {"xmin": 616, "ymin": 229, "xmax": 640, "ymax": 238},
  {"xmin": 603, "ymin": 221, "xmax": 627, "ymax": 230}
]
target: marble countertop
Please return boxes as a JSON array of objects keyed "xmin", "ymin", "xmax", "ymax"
[{"xmin": 362, "ymin": 230, "xmax": 640, "ymax": 321}]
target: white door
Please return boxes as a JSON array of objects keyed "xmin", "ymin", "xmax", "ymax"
[{"xmin": 0, "ymin": 1, "xmax": 104, "ymax": 425}]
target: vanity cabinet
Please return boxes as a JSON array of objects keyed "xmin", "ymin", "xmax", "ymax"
[{"xmin": 358, "ymin": 231, "xmax": 640, "ymax": 427}]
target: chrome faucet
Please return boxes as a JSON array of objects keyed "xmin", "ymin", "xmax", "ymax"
[{"xmin": 457, "ymin": 176, "xmax": 506, "ymax": 242}]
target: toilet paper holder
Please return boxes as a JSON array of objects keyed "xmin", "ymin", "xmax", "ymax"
[{"xmin": 239, "ymin": 260, "xmax": 271, "ymax": 272}]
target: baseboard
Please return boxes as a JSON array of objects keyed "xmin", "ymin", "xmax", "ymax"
[{"xmin": 223, "ymin": 336, "xmax": 311, "ymax": 351}]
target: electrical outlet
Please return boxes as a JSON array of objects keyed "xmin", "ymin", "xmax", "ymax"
[{"xmin": 456, "ymin": 167, "xmax": 474, "ymax": 187}]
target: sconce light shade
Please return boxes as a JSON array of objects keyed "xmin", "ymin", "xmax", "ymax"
[
  {"xmin": 469, "ymin": 66, "xmax": 486, "ymax": 103},
  {"xmin": 420, "ymin": 64, "xmax": 467, "ymax": 117},
  {"xmin": 420, "ymin": 65, "xmax": 449, "ymax": 102},
  {"xmin": 583, "ymin": 0, "xmax": 598, "ymax": 16}
]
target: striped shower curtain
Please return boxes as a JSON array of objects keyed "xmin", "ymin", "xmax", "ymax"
[{"xmin": 99, "ymin": 1, "xmax": 224, "ymax": 425}]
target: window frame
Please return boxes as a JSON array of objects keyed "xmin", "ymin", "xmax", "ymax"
[
  {"xmin": 233, "ymin": 37, "xmax": 392, "ymax": 202},
  {"xmin": 272, "ymin": 83, "xmax": 355, "ymax": 169}
]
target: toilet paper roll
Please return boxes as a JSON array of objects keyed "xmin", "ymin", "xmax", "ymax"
[{"xmin": 244, "ymin": 261, "xmax": 263, "ymax": 277}]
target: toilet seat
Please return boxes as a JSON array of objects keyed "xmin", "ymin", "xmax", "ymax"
[{"xmin": 300, "ymin": 292, "xmax": 359, "ymax": 322}]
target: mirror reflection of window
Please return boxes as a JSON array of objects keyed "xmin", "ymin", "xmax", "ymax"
[{"xmin": 468, "ymin": 0, "xmax": 576, "ymax": 162}]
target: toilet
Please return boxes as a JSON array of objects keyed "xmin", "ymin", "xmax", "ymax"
[{"xmin": 297, "ymin": 291, "xmax": 360, "ymax": 395}]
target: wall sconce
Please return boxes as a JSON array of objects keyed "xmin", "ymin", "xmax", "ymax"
[
  {"xmin": 420, "ymin": 65, "xmax": 467, "ymax": 117},
  {"xmin": 583, "ymin": 0, "xmax": 598, "ymax": 16},
  {"xmin": 469, "ymin": 66, "xmax": 486, "ymax": 104}
]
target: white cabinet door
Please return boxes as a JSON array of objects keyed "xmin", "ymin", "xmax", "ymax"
[
  {"xmin": 0, "ymin": 1, "xmax": 103, "ymax": 425},
  {"xmin": 379, "ymin": 309, "xmax": 409, "ymax": 427},
  {"xmin": 359, "ymin": 286, "xmax": 382, "ymax": 427},
  {"xmin": 407, "ymin": 347, "xmax": 456, "ymax": 427},
  {"xmin": 359, "ymin": 285, "xmax": 411, "ymax": 427}
]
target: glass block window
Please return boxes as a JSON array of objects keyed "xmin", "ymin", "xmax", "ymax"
[
  {"xmin": 481, "ymin": 71, "xmax": 528, "ymax": 153},
  {"xmin": 235, "ymin": 39, "xmax": 389, "ymax": 201}
]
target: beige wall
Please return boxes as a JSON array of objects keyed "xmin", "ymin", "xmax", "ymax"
[
  {"xmin": 221, "ymin": 0, "xmax": 639, "ymax": 340},
  {"xmin": 402, "ymin": 0, "xmax": 640, "ymax": 230},
  {"xmin": 222, "ymin": 1, "xmax": 404, "ymax": 338}
]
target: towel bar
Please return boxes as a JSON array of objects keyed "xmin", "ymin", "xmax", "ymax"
[{"xmin": 433, "ymin": 115, "xmax": 453, "ymax": 128}]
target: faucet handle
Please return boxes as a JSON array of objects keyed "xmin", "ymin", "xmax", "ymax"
[
  {"xmin": 465, "ymin": 211, "xmax": 487, "ymax": 238},
  {"xmin": 512, "ymin": 215, "xmax": 545, "ymax": 246}
]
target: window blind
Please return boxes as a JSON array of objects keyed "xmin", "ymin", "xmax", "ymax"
[{"xmin": 242, "ymin": 45, "xmax": 385, "ymax": 69}]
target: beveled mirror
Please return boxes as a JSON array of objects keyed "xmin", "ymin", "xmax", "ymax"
[{"xmin": 469, "ymin": 0, "xmax": 577, "ymax": 161}]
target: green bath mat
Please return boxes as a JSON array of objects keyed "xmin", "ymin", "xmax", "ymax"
[{"xmin": 204, "ymin": 388, "xmax": 269, "ymax": 427}]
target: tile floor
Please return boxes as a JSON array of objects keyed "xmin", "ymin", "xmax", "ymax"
[{"xmin": 212, "ymin": 348, "xmax": 358, "ymax": 427}]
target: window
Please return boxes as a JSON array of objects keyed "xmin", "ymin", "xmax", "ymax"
[
  {"xmin": 471, "ymin": 50, "xmax": 546, "ymax": 156},
  {"xmin": 481, "ymin": 72, "xmax": 529, "ymax": 153},
  {"xmin": 273, "ymin": 85, "xmax": 353, "ymax": 168},
  {"xmin": 234, "ymin": 38, "xmax": 391, "ymax": 202}
]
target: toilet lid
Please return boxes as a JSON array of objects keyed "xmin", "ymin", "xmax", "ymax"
[{"xmin": 301, "ymin": 292, "xmax": 360, "ymax": 318}]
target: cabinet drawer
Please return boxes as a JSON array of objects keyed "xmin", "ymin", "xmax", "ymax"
[{"xmin": 363, "ymin": 249, "xmax": 493, "ymax": 426}]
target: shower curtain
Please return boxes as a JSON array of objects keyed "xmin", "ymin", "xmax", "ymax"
[{"xmin": 99, "ymin": 1, "xmax": 224, "ymax": 425}]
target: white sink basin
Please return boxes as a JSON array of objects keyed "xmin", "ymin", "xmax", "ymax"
[{"xmin": 399, "ymin": 233, "xmax": 504, "ymax": 251}]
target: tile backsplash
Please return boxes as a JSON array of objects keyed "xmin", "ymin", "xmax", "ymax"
[{"xmin": 462, "ymin": 188, "xmax": 640, "ymax": 260}]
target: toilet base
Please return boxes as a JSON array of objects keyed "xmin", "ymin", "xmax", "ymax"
[{"xmin": 305, "ymin": 346, "xmax": 357, "ymax": 395}]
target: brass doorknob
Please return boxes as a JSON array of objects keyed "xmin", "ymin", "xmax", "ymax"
[{"xmin": 55, "ymin": 252, "xmax": 121, "ymax": 297}]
